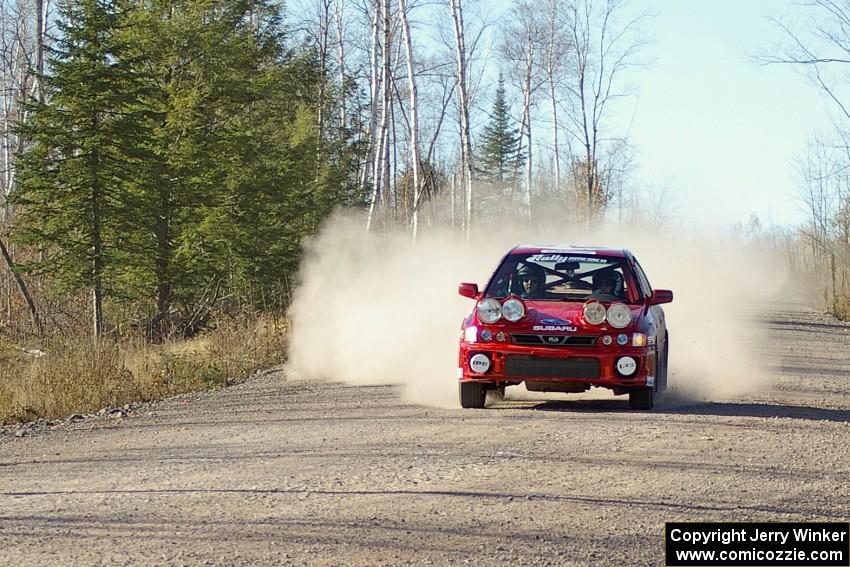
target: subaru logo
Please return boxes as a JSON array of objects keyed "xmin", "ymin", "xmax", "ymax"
[
  {"xmin": 546, "ymin": 336, "xmax": 561, "ymax": 344},
  {"xmin": 540, "ymin": 318, "xmax": 570, "ymax": 326}
]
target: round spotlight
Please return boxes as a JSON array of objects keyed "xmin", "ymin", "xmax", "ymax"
[
  {"xmin": 583, "ymin": 301, "xmax": 606, "ymax": 325},
  {"xmin": 602, "ymin": 335, "xmax": 613, "ymax": 346},
  {"xmin": 496, "ymin": 332, "xmax": 506, "ymax": 342},
  {"xmin": 480, "ymin": 329, "xmax": 492, "ymax": 341},
  {"xmin": 501, "ymin": 298, "xmax": 525, "ymax": 322},
  {"xmin": 606, "ymin": 303, "xmax": 632, "ymax": 329},
  {"xmin": 477, "ymin": 299, "xmax": 501, "ymax": 324},
  {"xmin": 617, "ymin": 333, "xmax": 629, "ymax": 346},
  {"xmin": 616, "ymin": 356, "xmax": 637, "ymax": 376},
  {"xmin": 469, "ymin": 353, "xmax": 491, "ymax": 373}
]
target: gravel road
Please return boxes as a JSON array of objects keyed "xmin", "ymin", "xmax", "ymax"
[{"xmin": 1, "ymin": 305, "xmax": 849, "ymax": 566}]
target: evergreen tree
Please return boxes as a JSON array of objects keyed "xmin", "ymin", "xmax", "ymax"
[
  {"xmin": 12, "ymin": 0, "xmax": 363, "ymax": 336},
  {"xmin": 12, "ymin": 0, "xmax": 156, "ymax": 337},
  {"xmin": 478, "ymin": 74, "xmax": 523, "ymax": 186},
  {"xmin": 128, "ymin": 0, "xmax": 361, "ymax": 324}
]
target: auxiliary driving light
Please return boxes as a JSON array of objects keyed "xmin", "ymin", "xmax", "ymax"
[
  {"xmin": 477, "ymin": 299, "xmax": 501, "ymax": 324},
  {"xmin": 480, "ymin": 329, "xmax": 493, "ymax": 342},
  {"xmin": 606, "ymin": 303, "xmax": 631, "ymax": 328},
  {"xmin": 501, "ymin": 298, "xmax": 525, "ymax": 322},
  {"xmin": 616, "ymin": 356, "xmax": 637, "ymax": 376},
  {"xmin": 583, "ymin": 301, "xmax": 606, "ymax": 325},
  {"xmin": 616, "ymin": 333, "xmax": 629, "ymax": 346},
  {"xmin": 469, "ymin": 353, "xmax": 491, "ymax": 373},
  {"xmin": 496, "ymin": 332, "xmax": 507, "ymax": 342},
  {"xmin": 602, "ymin": 335, "xmax": 613, "ymax": 346}
]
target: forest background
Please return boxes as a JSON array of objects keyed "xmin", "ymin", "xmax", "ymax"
[{"xmin": 0, "ymin": 0, "xmax": 848, "ymax": 423}]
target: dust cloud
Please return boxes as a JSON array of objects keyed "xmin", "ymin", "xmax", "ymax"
[{"xmin": 286, "ymin": 211, "xmax": 786, "ymax": 407}]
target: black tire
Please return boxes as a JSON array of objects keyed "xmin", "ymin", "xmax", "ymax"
[
  {"xmin": 658, "ymin": 333, "xmax": 669, "ymax": 393},
  {"xmin": 629, "ymin": 387, "xmax": 653, "ymax": 410},
  {"xmin": 459, "ymin": 382, "xmax": 486, "ymax": 408}
]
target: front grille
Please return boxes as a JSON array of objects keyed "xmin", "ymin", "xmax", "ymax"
[
  {"xmin": 511, "ymin": 334, "xmax": 596, "ymax": 347},
  {"xmin": 504, "ymin": 356, "xmax": 600, "ymax": 379}
]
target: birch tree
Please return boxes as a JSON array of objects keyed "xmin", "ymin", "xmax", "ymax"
[
  {"xmin": 398, "ymin": 0, "xmax": 423, "ymax": 238},
  {"xmin": 0, "ymin": 0, "xmax": 44, "ymax": 334},
  {"xmin": 539, "ymin": 0, "xmax": 569, "ymax": 194},
  {"xmin": 334, "ymin": 0, "xmax": 347, "ymax": 129},
  {"xmin": 499, "ymin": 0, "xmax": 544, "ymax": 220},
  {"xmin": 562, "ymin": 0, "xmax": 646, "ymax": 227},
  {"xmin": 449, "ymin": 0, "xmax": 473, "ymax": 237},
  {"xmin": 365, "ymin": 0, "xmax": 392, "ymax": 230}
]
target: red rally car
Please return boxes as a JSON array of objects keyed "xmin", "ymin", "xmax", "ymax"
[{"xmin": 458, "ymin": 245, "xmax": 673, "ymax": 410}]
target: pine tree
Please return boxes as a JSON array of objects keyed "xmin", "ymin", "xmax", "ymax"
[
  {"xmin": 478, "ymin": 74, "xmax": 524, "ymax": 187},
  {"xmin": 128, "ymin": 0, "xmax": 361, "ymax": 322},
  {"xmin": 12, "ymin": 0, "xmax": 156, "ymax": 337}
]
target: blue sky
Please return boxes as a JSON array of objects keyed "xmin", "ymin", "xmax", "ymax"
[{"xmin": 625, "ymin": 0, "xmax": 835, "ymax": 228}]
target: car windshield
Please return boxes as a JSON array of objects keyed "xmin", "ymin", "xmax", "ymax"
[{"xmin": 484, "ymin": 252, "xmax": 636, "ymax": 303}]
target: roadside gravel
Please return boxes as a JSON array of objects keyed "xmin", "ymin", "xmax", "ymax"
[{"xmin": 0, "ymin": 305, "xmax": 848, "ymax": 566}]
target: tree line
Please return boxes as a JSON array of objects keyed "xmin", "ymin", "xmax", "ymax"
[
  {"xmin": 0, "ymin": 0, "xmax": 650, "ymax": 338},
  {"xmin": 766, "ymin": 0, "xmax": 850, "ymax": 320},
  {"xmin": 0, "ymin": 0, "xmax": 364, "ymax": 338}
]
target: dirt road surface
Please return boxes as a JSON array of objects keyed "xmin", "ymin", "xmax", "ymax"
[{"xmin": 1, "ymin": 305, "xmax": 849, "ymax": 566}]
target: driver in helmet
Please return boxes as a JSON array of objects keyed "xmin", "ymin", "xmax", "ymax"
[
  {"xmin": 590, "ymin": 269, "xmax": 624, "ymax": 301},
  {"xmin": 515, "ymin": 263, "xmax": 546, "ymax": 299}
]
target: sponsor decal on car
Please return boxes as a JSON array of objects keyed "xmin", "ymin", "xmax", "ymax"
[
  {"xmin": 532, "ymin": 325, "xmax": 578, "ymax": 332},
  {"xmin": 528, "ymin": 253, "xmax": 608, "ymax": 264},
  {"xmin": 527, "ymin": 254, "xmax": 570, "ymax": 263},
  {"xmin": 540, "ymin": 318, "xmax": 571, "ymax": 325}
]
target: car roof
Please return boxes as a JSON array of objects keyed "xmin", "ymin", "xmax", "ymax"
[{"xmin": 511, "ymin": 244, "xmax": 630, "ymax": 258}]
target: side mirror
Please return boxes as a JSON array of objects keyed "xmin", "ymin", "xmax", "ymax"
[
  {"xmin": 458, "ymin": 282, "xmax": 480, "ymax": 299},
  {"xmin": 649, "ymin": 289, "xmax": 673, "ymax": 305}
]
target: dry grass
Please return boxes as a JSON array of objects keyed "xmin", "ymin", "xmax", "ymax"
[{"xmin": 0, "ymin": 316, "xmax": 286, "ymax": 425}]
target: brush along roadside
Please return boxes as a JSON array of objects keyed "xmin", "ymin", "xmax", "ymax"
[{"xmin": 0, "ymin": 316, "xmax": 286, "ymax": 426}]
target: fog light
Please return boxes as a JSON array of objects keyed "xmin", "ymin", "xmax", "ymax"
[
  {"xmin": 469, "ymin": 353, "xmax": 491, "ymax": 373},
  {"xmin": 602, "ymin": 335, "xmax": 613, "ymax": 346},
  {"xmin": 480, "ymin": 329, "xmax": 493, "ymax": 341},
  {"xmin": 616, "ymin": 356, "xmax": 637, "ymax": 376},
  {"xmin": 496, "ymin": 332, "xmax": 506, "ymax": 342},
  {"xmin": 617, "ymin": 333, "xmax": 628, "ymax": 346}
]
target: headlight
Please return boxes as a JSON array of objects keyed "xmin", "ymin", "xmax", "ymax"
[
  {"xmin": 501, "ymin": 298, "xmax": 525, "ymax": 322},
  {"xmin": 583, "ymin": 301, "xmax": 606, "ymax": 325},
  {"xmin": 607, "ymin": 303, "xmax": 631, "ymax": 329},
  {"xmin": 477, "ymin": 299, "xmax": 501, "ymax": 324}
]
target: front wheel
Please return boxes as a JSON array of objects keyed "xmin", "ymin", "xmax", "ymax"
[
  {"xmin": 658, "ymin": 334, "xmax": 669, "ymax": 393},
  {"xmin": 629, "ymin": 387, "xmax": 653, "ymax": 410},
  {"xmin": 459, "ymin": 382, "xmax": 486, "ymax": 408}
]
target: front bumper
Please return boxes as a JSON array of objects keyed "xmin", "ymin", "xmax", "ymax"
[{"xmin": 458, "ymin": 340, "xmax": 656, "ymax": 389}]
